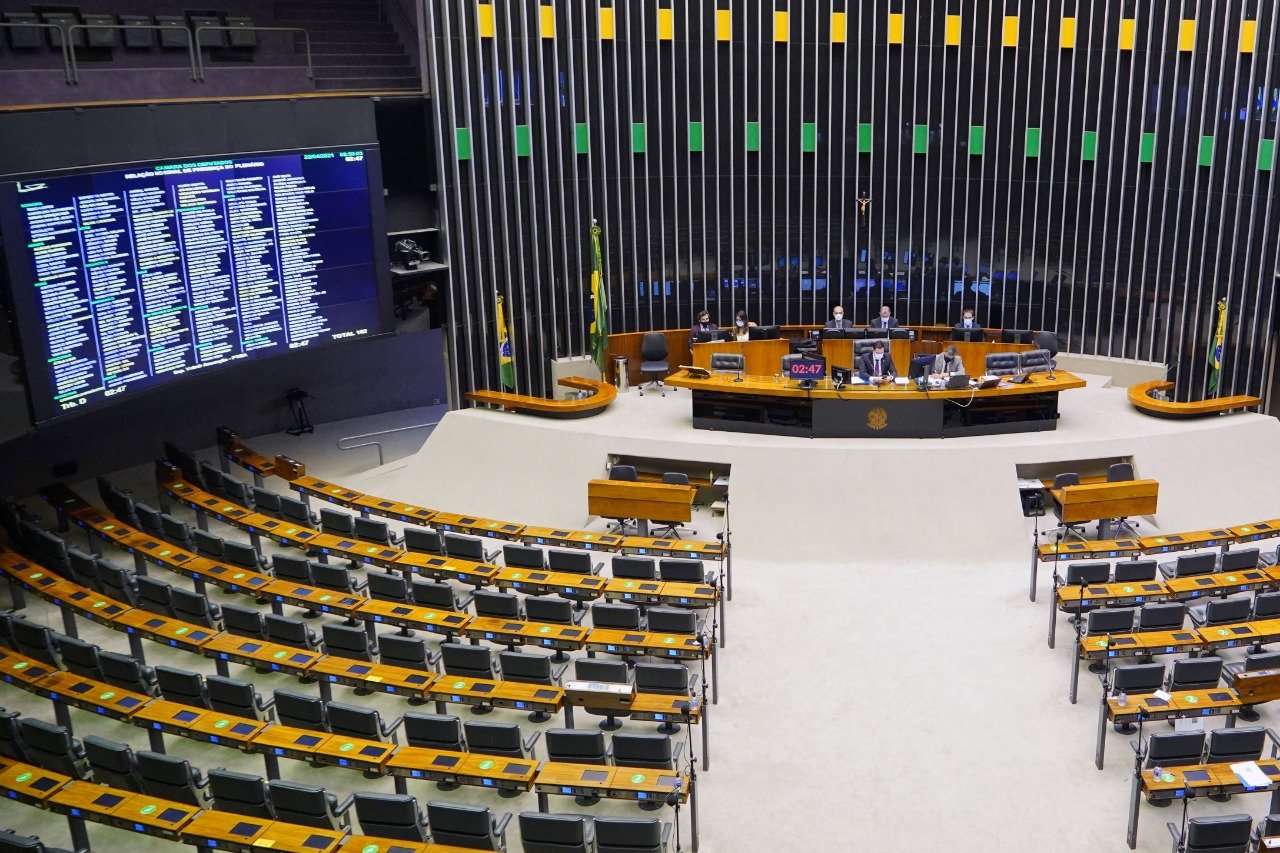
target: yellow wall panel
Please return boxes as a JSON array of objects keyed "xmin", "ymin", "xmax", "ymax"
[
  {"xmin": 774, "ymin": 10, "xmax": 788, "ymax": 42},
  {"xmin": 477, "ymin": 2, "xmax": 495, "ymax": 38},
  {"xmin": 539, "ymin": 5, "xmax": 555, "ymax": 39},
  {"xmin": 1002, "ymin": 15, "xmax": 1018, "ymax": 47},
  {"xmin": 1060, "ymin": 16, "xmax": 1076, "ymax": 48},
  {"xmin": 1119, "ymin": 18, "xmax": 1136, "ymax": 50},
  {"xmin": 1241, "ymin": 19, "xmax": 1258, "ymax": 54},
  {"xmin": 831, "ymin": 11, "xmax": 847, "ymax": 44},
  {"xmin": 657, "ymin": 8, "xmax": 674, "ymax": 40},
  {"xmin": 944, "ymin": 14, "xmax": 961, "ymax": 46},
  {"xmin": 716, "ymin": 8, "xmax": 731, "ymax": 42},
  {"xmin": 888, "ymin": 13, "xmax": 904, "ymax": 45},
  {"xmin": 599, "ymin": 6, "xmax": 614, "ymax": 40},
  {"xmin": 1179, "ymin": 19, "xmax": 1196, "ymax": 52}
]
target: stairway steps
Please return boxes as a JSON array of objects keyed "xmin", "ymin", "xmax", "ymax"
[
  {"xmin": 314, "ymin": 76, "xmax": 421, "ymax": 91},
  {"xmin": 312, "ymin": 54, "xmax": 413, "ymax": 67},
  {"xmin": 311, "ymin": 42, "xmax": 405, "ymax": 54}
]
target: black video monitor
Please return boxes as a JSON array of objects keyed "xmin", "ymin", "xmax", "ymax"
[
  {"xmin": 820, "ymin": 328, "xmax": 854, "ymax": 340},
  {"xmin": 787, "ymin": 356, "xmax": 826, "ymax": 380},
  {"xmin": 0, "ymin": 147, "xmax": 389, "ymax": 425},
  {"xmin": 747, "ymin": 325, "xmax": 767, "ymax": 341},
  {"xmin": 694, "ymin": 331, "xmax": 718, "ymax": 344},
  {"xmin": 1001, "ymin": 329, "xmax": 1034, "ymax": 344},
  {"xmin": 758, "ymin": 324, "xmax": 780, "ymax": 340},
  {"xmin": 831, "ymin": 366, "xmax": 852, "ymax": 385},
  {"xmin": 909, "ymin": 355, "xmax": 934, "ymax": 379},
  {"xmin": 950, "ymin": 329, "xmax": 985, "ymax": 342}
]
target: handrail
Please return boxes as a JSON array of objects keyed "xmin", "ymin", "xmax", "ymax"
[
  {"xmin": 193, "ymin": 25, "xmax": 313, "ymax": 81},
  {"xmin": 0, "ymin": 22, "xmax": 72, "ymax": 83},
  {"xmin": 65, "ymin": 23, "xmax": 196, "ymax": 84},
  {"xmin": 336, "ymin": 419, "xmax": 440, "ymax": 466}
]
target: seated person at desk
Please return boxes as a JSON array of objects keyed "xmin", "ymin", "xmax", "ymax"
[
  {"xmin": 868, "ymin": 305, "xmax": 899, "ymax": 330},
  {"xmin": 953, "ymin": 308, "xmax": 983, "ymax": 332},
  {"xmin": 824, "ymin": 305, "xmax": 855, "ymax": 330},
  {"xmin": 690, "ymin": 310, "xmax": 718, "ymax": 344},
  {"xmin": 932, "ymin": 345, "xmax": 966, "ymax": 376},
  {"xmin": 858, "ymin": 339, "xmax": 897, "ymax": 381},
  {"xmin": 732, "ymin": 310, "xmax": 756, "ymax": 341}
]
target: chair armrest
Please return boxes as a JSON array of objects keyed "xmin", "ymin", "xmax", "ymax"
[
  {"xmin": 522, "ymin": 729, "xmax": 542, "ymax": 756},
  {"xmin": 672, "ymin": 741, "xmax": 686, "ymax": 767},
  {"xmin": 550, "ymin": 661, "xmax": 568, "ymax": 683},
  {"xmin": 454, "ymin": 592, "xmax": 475, "ymax": 610},
  {"xmin": 483, "ymin": 547, "xmax": 500, "ymax": 563},
  {"xmin": 348, "ymin": 576, "xmax": 368, "ymax": 593},
  {"xmin": 368, "ymin": 643, "xmax": 380, "ymax": 659},
  {"xmin": 1187, "ymin": 606, "xmax": 1207, "ymax": 627},
  {"xmin": 688, "ymin": 674, "xmax": 701, "ymax": 693},
  {"xmin": 1166, "ymin": 821, "xmax": 1182, "ymax": 845},
  {"xmin": 427, "ymin": 648, "xmax": 442, "ymax": 670},
  {"xmin": 383, "ymin": 715, "xmax": 404, "ymax": 739},
  {"xmin": 570, "ymin": 608, "xmax": 586, "ymax": 626},
  {"xmin": 591, "ymin": 561, "xmax": 603, "ymax": 575},
  {"xmin": 492, "ymin": 810, "xmax": 512, "ymax": 838},
  {"xmin": 333, "ymin": 792, "xmax": 355, "ymax": 816},
  {"xmin": 661, "ymin": 821, "xmax": 673, "ymax": 852}
]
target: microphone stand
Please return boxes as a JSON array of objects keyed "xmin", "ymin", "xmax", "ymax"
[{"xmin": 680, "ymin": 697, "xmax": 698, "ymax": 852}]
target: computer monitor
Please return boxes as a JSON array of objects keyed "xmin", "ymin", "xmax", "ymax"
[
  {"xmin": 950, "ymin": 329, "xmax": 985, "ymax": 342},
  {"xmin": 787, "ymin": 356, "xmax": 827, "ymax": 381},
  {"xmin": 820, "ymin": 328, "xmax": 854, "ymax": 340},
  {"xmin": 759, "ymin": 324, "xmax": 781, "ymax": 340},
  {"xmin": 909, "ymin": 355, "xmax": 934, "ymax": 379},
  {"xmin": 1001, "ymin": 329, "xmax": 1034, "ymax": 344},
  {"xmin": 694, "ymin": 330, "xmax": 732, "ymax": 343},
  {"xmin": 831, "ymin": 366, "xmax": 852, "ymax": 386}
]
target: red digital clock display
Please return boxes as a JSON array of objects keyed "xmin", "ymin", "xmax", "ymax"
[{"xmin": 788, "ymin": 358, "xmax": 826, "ymax": 379}]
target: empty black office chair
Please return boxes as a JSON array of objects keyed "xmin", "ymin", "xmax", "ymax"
[
  {"xmin": 67, "ymin": 549, "xmax": 101, "ymax": 593},
  {"xmin": 311, "ymin": 561, "xmax": 368, "ymax": 597},
  {"xmin": 638, "ymin": 332, "xmax": 670, "ymax": 396},
  {"xmin": 708, "ymin": 352, "xmax": 744, "ymax": 374},
  {"xmin": 207, "ymin": 675, "xmax": 275, "ymax": 722},
  {"xmin": 1061, "ymin": 562, "xmax": 1111, "ymax": 586},
  {"xmin": 474, "ymin": 590, "xmax": 524, "ymax": 619},
  {"xmin": 267, "ymin": 780, "xmax": 353, "ymax": 832},
  {"xmin": 499, "ymin": 651, "xmax": 565, "ymax": 721},
  {"xmin": 1084, "ymin": 609, "xmax": 1135, "ymax": 673},
  {"xmin": 322, "ymin": 623, "xmax": 378, "ymax": 667},
  {"xmin": 610, "ymin": 465, "xmax": 638, "ymax": 481},
  {"xmin": 504, "ymin": 543, "xmax": 546, "ymax": 569},
  {"xmin": 1221, "ymin": 548, "xmax": 1261, "ymax": 572},
  {"xmin": 1205, "ymin": 727, "xmax": 1267, "ymax": 764},
  {"xmin": 1109, "ymin": 663, "xmax": 1166, "ymax": 733},
  {"xmin": 200, "ymin": 462, "xmax": 228, "ymax": 498},
  {"xmin": 1137, "ymin": 603, "xmax": 1186, "ymax": 633},
  {"xmin": 0, "ymin": 830, "xmax": 74, "ymax": 853},
  {"xmin": 134, "ymin": 503, "xmax": 164, "ymax": 536},
  {"xmin": 264, "ymin": 613, "xmax": 321, "ymax": 652},
  {"xmin": 659, "ymin": 558, "xmax": 714, "ymax": 585},
  {"xmin": 155, "ymin": 665, "xmax": 210, "ymax": 709},
  {"xmin": 612, "ymin": 733, "xmax": 679, "ymax": 770},
  {"xmin": 279, "ymin": 495, "xmax": 318, "ymax": 527},
  {"xmin": 634, "ymin": 662, "xmax": 698, "ymax": 725},
  {"xmin": 441, "ymin": 642, "xmax": 496, "ymax": 679},
  {"xmin": 592, "ymin": 602, "xmax": 643, "ymax": 631},
  {"xmin": 222, "ymin": 477, "xmax": 254, "ymax": 508},
  {"xmin": 272, "ymin": 553, "xmax": 314, "ymax": 585},
  {"xmin": 53, "ymin": 635, "xmax": 105, "ymax": 681},
  {"xmin": 548, "ymin": 548, "xmax": 601, "ymax": 575},
  {"xmin": 221, "ymin": 603, "xmax": 266, "ymax": 640},
  {"xmin": 411, "ymin": 578, "xmax": 472, "ymax": 612},
  {"xmin": 1144, "ymin": 731, "xmax": 1207, "ymax": 806},
  {"xmin": 403, "ymin": 712, "xmax": 465, "ymax": 750},
  {"xmin": 1167, "ymin": 813, "xmax": 1252, "ymax": 853},
  {"xmin": 596, "ymin": 817, "xmax": 671, "ymax": 853},
  {"xmin": 0, "ymin": 709, "xmax": 26, "ymax": 762},
  {"xmin": 170, "ymin": 587, "xmax": 224, "ymax": 630},
  {"xmin": 1159, "ymin": 552, "xmax": 1217, "ymax": 579},
  {"xmin": 252, "ymin": 487, "xmax": 282, "ymax": 516},
  {"xmin": 320, "ymin": 507, "xmax": 357, "ymax": 538},
  {"xmin": 368, "ymin": 571, "xmax": 415, "ymax": 637},
  {"xmin": 20, "ymin": 719, "xmax": 88, "ymax": 779},
  {"xmin": 1254, "ymin": 593, "xmax": 1280, "ymax": 626},
  {"xmin": 613, "ymin": 555, "xmax": 658, "ymax": 580},
  {"xmin": 354, "ymin": 515, "xmax": 401, "ymax": 546},
  {"xmin": 99, "ymin": 651, "xmax": 158, "ymax": 696},
  {"xmin": 545, "ymin": 729, "xmax": 609, "ymax": 805},
  {"xmin": 574, "ymin": 659, "xmax": 633, "ymax": 731},
  {"xmin": 426, "ymin": 801, "xmax": 511, "ymax": 851},
  {"xmin": 525, "ymin": 596, "xmax": 583, "ymax": 627},
  {"xmin": 327, "ymin": 700, "xmax": 401, "ymax": 749},
  {"xmin": 136, "ymin": 750, "xmax": 210, "ymax": 806},
  {"xmin": 465, "ymin": 721, "xmax": 540, "ymax": 760},
  {"xmin": 83, "ymin": 734, "xmax": 141, "ymax": 791},
  {"xmin": 984, "ymin": 351, "xmax": 1021, "ymax": 376},
  {"xmin": 1166, "ymin": 657, "xmax": 1223, "ymax": 692},
  {"xmin": 354, "ymin": 792, "xmax": 429, "ymax": 842},
  {"xmin": 403, "ymin": 525, "xmax": 446, "ymax": 555},
  {"xmin": 160, "ymin": 513, "xmax": 195, "ymax": 550},
  {"xmin": 378, "ymin": 634, "xmax": 435, "ymax": 683},
  {"xmin": 647, "ymin": 607, "xmax": 700, "ymax": 636},
  {"xmin": 1190, "ymin": 597, "xmax": 1251, "ymax": 628},
  {"xmin": 518, "ymin": 812, "xmax": 594, "ymax": 853},
  {"xmin": 651, "ymin": 473, "xmax": 696, "ymax": 539},
  {"xmin": 445, "ymin": 533, "xmax": 499, "ymax": 564},
  {"xmin": 1047, "ymin": 472, "xmax": 1087, "ymax": 543},
  {"xmin": 223, "ymin": 540, "xmax": 264, "ymax": 571},
  {"xmin": 1253, "ymin": 814, "xmax": 1280, "ymax": 849},
  {"xmin": 136, "ymin": 575, "xmax": 175, "ymax": 617},
  {"xmin": 1108, "ymin": 462, "xmax": 1135, "ymax": 482},
  {"xmin": 208, "ymin": 768, "xmax": 274, "ymax": 819},
  {"xmin": 274, "ymin": 689, "xmax": 327, "ymax": 733},
  {"xmin": 94, "ymin": 560, "xmax": 139, "ymax": 607},
  {"xmin": 1114, "ymin": 560, "xmax": 1158, "ymax": 583}
]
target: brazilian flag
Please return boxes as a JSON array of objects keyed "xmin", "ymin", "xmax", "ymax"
[
  {"xmin": 1207, "ymin": 298, "xmax": 1227, "ymax": 396},
  {"xmin": 589, "ymin": 221, "xmax": 608, "ymax": 375},
  {"xmin": 495, "ymin": 292, "xmax": 515, "ymax": 389}
]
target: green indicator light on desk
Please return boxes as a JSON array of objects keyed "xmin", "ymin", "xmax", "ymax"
[
  {"xmin": 175, "ymin": 627, "xmax": 188, "ymax": 635},
  {"xmin": 624, "ymin": 582, "xmax": 635, "ymax": 588},
  {"xmin": 92, "ymin": 601, "xmax": 105, "ymax": 609},
  {"xmin": 1096, "ymin": 640, "xmax": 1107, "ymax": 648},
  {"xmin": 452, "ymin": 681, "xmax": 466, "ymax": 689},
  {"xmin": 340, "ymin": 742, "xmax": 355, "ymax": 752},
  {"xmin": 663, "ymin": 637, "xmax": 675, "ymax": 644},
  {"xmin": 99, "ymin": 691, "xmax": 114, "ymax": 700},
  {"xmin": 214, "ymin": 719, "xmax": 230, "ymax": 729},
  {"xmin": 478, "ymin": 760, "xmax": 494, "ymax": 770},
  {"xmin": 29, "ymin": 573, "xmax": 42, "ymax": 580},
  {"xmin": 631, "ymin": 773, "xmax": 646, "ymax": 783},
  {"xmin": 140, "ymin": 804, "xmax": 157, "ymax": 815},
  {"xmin": 233, "ymin": 573, "xmax": 245, "ymax": 580},
  {"xmin": 539, "ymin": 627, "xmax": 551, "ymax": 634},
  {"xmin": 15, "ymin": 773, "xmax": 31, "ymax": 783},
  {"xmin": 103, "ymin": 524, "xmax": 114, "ymax": 531},
  {"xmin": 273, "ymin": 651, "xmax": 286, "ymax": 659},
  {"xmin": 319, "ymin": 595, "xmax": 331, "ymax": 602},
  {"xmin": 1219, "ymin": 629, "xmax": 1229, "ymax": 636},
  {"xmin": 1228, "ymin": 576, "xmax": 1238, "ymax": 582},
  {"xmin": 1161, "ymin": 772, "xmax": 1175, "ymax": 782},
  {"xmin": 159, "ymin": 550, "xmax": 171, "ymax": 557},
  {"xmin": 1185, "ymin": 695, "xmax": 1198, "ymax": 703},
  {"xmin": 12, "ymin": 662, "xmax": 27, "ymax": 670},
  {"xmin": 362, "ymin": 845, "xmax": 380, "ymax": 853},
  {"xmin": 1123, "ymin": 586, "xmax": 1134, "ymax": 593},
  {"xmin": 511, "ymin": 573, "xmax": 522, "ymax": 579}
]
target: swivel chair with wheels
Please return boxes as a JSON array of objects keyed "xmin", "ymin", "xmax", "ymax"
[{"xmin": 638, "ymin": 333, "xmax": 670, "ymax": 396}]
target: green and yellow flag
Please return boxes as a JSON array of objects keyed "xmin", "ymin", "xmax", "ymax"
[
  {"xmin": 495, "ymin": 292, "xmax": 515, "ymax": 389},
  {"xmin": 1207, "ymin": 298, "xmax": 1227, "ymax": 396},
  {"xmin": 589, "ymin": 221, "xmax": 609, "ymax": 374}
]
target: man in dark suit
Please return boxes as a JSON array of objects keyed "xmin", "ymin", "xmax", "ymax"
[
  {"xmin": 858, "ymin": 340, "xmax": 896, "ymax": 380},
  {"xmin": 824, "ymin": 305, "xmax": 855, "ymax": 330},
  {"xmin": 689, "ymin": 310, "xmax": 718, "ymax": 345},
  {"xmin": 868, "ymin": 305, "xmax": 899, "ymax": 329},
  {"xmin": 953, "ymin": 308, "xmax": 982, "ymax": 332}
]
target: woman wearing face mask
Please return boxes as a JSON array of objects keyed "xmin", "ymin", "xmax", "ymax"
[{"xmin": 733, "ymin": 310, "xmax": 756, "ymax": 341}]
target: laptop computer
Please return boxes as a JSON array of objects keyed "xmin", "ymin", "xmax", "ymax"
[
  {"xmin": 945, "ymin": 374, "xmax": 971, "ymax": 390},
  {"xmin": 976, "ymin": 377, "xmax": 1001, "ymax": 390}
]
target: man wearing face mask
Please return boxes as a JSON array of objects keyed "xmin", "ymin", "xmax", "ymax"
[
  {"xmin": 732, "ymin": 310, "xmax": 756, "ymax": 341},
  {"xmin": 689, "ymin": 310, "xmax": 718, "ymax": 345},
  {"xmin": 824, "ymin": 305, "xmax": 854, "ymax": 330},
  {"xmin": 931, "ymin": 344, "xmax": 966, "ymax": 377}
]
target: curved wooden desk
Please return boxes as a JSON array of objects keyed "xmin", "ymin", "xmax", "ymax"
[
  {"xmin": 465, "ymin": 376, "xmax": 616, "ymax": 418},
  {"xmin": 1128, "ymin": 380, "xmax": 1261, "ymax": 418}
]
